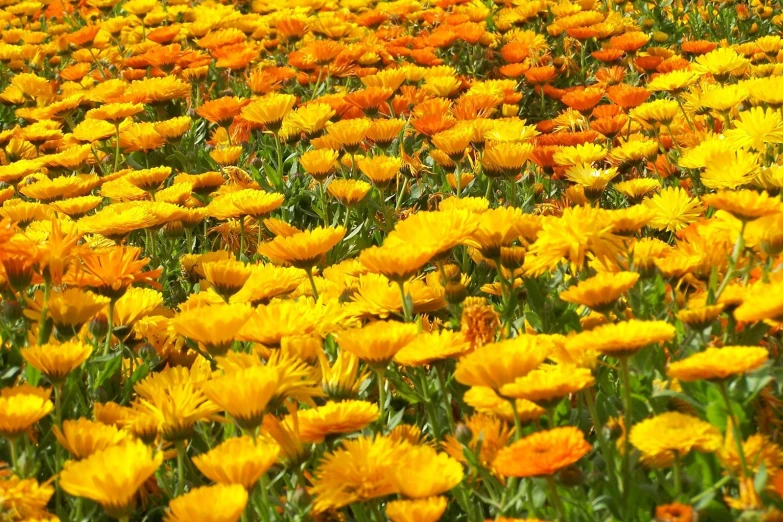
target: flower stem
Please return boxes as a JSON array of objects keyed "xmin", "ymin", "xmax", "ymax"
[
  {"xmin": 510, "ymin": 399, "xmax": 522, "ymax": 441},
  {"xmin": 103, "ymin": 300, "xmax": 115, "ymax": 356},
  {"xmin": 397, "ymin": 280, "xmax": 412, "ymax": 322},
  {"xmin": 546, "ymin": 475, "xmax": 567, "ymax": 521},
  {"xmin": 375, "ymin": 368, "xmax": 387, "ymax": 430},
  {"xmin": 619, "ymin": 357, "xmax": 634, "ymax": 497},
  {"xmin": 672, "ymin": 452, "xmax": 683, "ymax": 499},
  {"xmin": 176, "ymin": 441, "xmax": 187, "ymax": 496},
  {"xmin": 718, "ymin": 380, "xmax": 749, "ymax": 478},
  {"xmin": 583, "ymin": 390, "xmax": 619, "ymax": 490},
  {"xmin": 434, "ymin": 364, "xmax": 455, "ymax": 434},
  {"xmin": 113, "ymin": 124, "xmax": 121, "ymax": 173},
  {"xmin": 238, "ymin": 217, "xmax": 245, "ymax": 261},
  {"xmin": 305, "ymin": 267, "xmax": 319, "ymax": 300}
]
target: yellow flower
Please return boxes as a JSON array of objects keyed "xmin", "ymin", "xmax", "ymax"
[
  {"xmin": 309, "ymin": 435, "xmax": 408, "ymax": 512},
  {"xmin": 565, "ymin": 320, "xmax": 675, "ymax": 358},
  {"xmin": 59, "ymin": 439, "xmax": 163, "ymax": 518},
  {"xmin": 357, "ymin": 154, "xmax": 402, "ymax": 186},
  {"xmin": 240, "ymin": 93, "xmax": 296, "ymax": 131},
  {"xmin": 563, "ymin": 163, "xmax": 618, "ymax": 199},
  {"xmin": 719, "ymin": 433, "xmax": 783, "ymax": 476},
  {"xmin": 725, "ymin": 107, "xmax": 783, "ymax": 151},
  {"xmin": 202, "ymin": 365, "xmax": 279, "ymax": 430},
  {"xmin": 455, "ymin": 336, "xmax": 549, "ymax": 390},
  {"xmin": 666, "ymin": 346, "xmax": 768, "ymax": 382},
  {"xmin": 559, "ymin": 271, "xmax": 639, "ymax": 312},
  {"xmin": 0, "ymin": 474, "xmax": 55, "ymax": 520},
  {"xmin": 192, "ymin": 436, "xmax": 279, "ymax": 489},
  {"xmin": 0, "ymin": 391, "xmax": 53, "ymax": 439},
  {"xmin": 393, "ymin": 329, "xmax": 471, "ymax": 366},
  {"xmin": 337, "ymin": 320, "xmax": 419, "ymax": 366},
  {"xmin": 702, "ymin": 189, "xmax": 782, "ymax": 222},
  {"xmin": 701, "ymin": 148, "xmax": 759, "ymax": 190},
  {"xmin": 22, "ymin": 340, "xmax": 93, "ymax": 383},
  {"xmin": 300, "ymin": 149, "xmax": 339, "ymax": 181},
  {"xmin": 171, "ymin": 303, "xmax": 254, "ymax": 355},
  {"xmin": 500, "ymin": 364, "xmax": 594, "ymax": 407},
  {"xmin": 629, "ymin": 412, "xmax": 721, "ymax": 468},
  {"xmin": 257, "ymin": 226, "xmax": 346, "ymax": 269},
  {"xmin": 393, "ymin": 444, "xmax": 464, "ymax": 498},
  {"xmin": 44, "ymin": 288, "xmax": 109, "ymax": 333},
  {"xmin": 296, "ymin": 400, "xmax": 379, "ymax": 443},
  {"xmin": 201, "ymin": 259, "xmax": 253, "ymax": 300},
  {"xmin": 386, "ymin": 496, "xmax": 448, "ymax": 522},
  {"xmin": 734, "ymin": 281, "xmax": 783, "ymax": 322},
  {"xmin": 359, "ymin": 243, "xmax": 435, "ymax": 282},
  {"xmin": 164, "ymin": 484, "xmax": 248, "ymax": 522},
  {"xmin": 53, "ymin": 418, "xmax": 128, "ymax": 459},
  {"xmin": 642, "ymin": 187, "xmax": 703, "ymax": 232}
]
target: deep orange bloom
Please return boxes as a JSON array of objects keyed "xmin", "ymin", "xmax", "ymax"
[
  {"xmin": 196, "ymin": 97, "xmax": 248, "ymax": 126},
  {"xmin": 606, "ymin": 84, "xmax": 650, "ymax": 109}
]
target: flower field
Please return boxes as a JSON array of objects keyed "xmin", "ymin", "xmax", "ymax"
[{"xmin": 3, "ymin": 0, "xmax": 783, "ymax": 520}]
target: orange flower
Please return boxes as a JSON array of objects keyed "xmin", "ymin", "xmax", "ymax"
[
  {"xmin": 561, "ymin": 87, "xmax": 605, "ymax": 112},
  {"xmin": 493, "ymin": 427, "xmax": 592, "ymax": 477},
  {"xmin": 606, "ymin": 84, "xmax": 650, "ymax": 109},
  {"xmin": 196, "ymin": 97, "xmax": 248, "ymax": 126},
  {"xmin": 609, "ymin": 31, "xmax": 650, "ymax": 52}
]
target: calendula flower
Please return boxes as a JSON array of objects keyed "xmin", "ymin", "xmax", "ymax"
[
  {"xmin": 164, "ymin": 484, "xmax": 248, "ymax": 522},
  {"xmin": 359, "ymin": 243, "xmax": 435, "ymax": 283},
  {"xmin": 240, "ymin": 93, "xmax": 296, "ymax": 132},
  {"xmin": 53, "ymin": 418, "xmax": 128, "ymax": 459},
  {"xmin": 667, "ymin": 346, "xmax": 768, "ymax": 382},
  {"xmin": 642, "ymin": 187, "xmax": 703, "ymax": 232},
  {"xmin": 309, "ymin": 435, "xmax": 407, "ymax": 512},
  {"xmin": 59, "ymin": 439, "xmax": 163, "ymax": 518},
  {"xmin": 296, "ymin": 400, "xmax": 379, "ymax": 442},
  {"xmin": 337, "ymin": 320, "xmax": 418, "ymax": 366},
  {"xmin": 171, "ymin": 303, "xmax": 253, "ymax": 355},
  {"xmin": 455, "ymin": 336, "xmax": 549, "ymax": 390},
  {"xmin": 394, "ymin": 329, "xmax": 471, "ymax": 366},
  {"xmin": 559, "ymin": 271, "xmax": 639, "ymax": 312},
  {"xmin": 493, "ymin": 427, "xmax": 592, "ymax": 477},
  {"xmin": 0, "ymin": 474, "xmax": 55, "ymax": 519},
  {"xmin": 386, "ymin": 497, "xmax": 448, "ymax": 522},
  {"xmin": 702, "ymin": 189, "xmax": 782, "ymax": 222},
  {"xmin": 21, "ymin": 340, "xmax": 93, "ymax": 383},
  {"xmin": 300, "ymin": 149, "xmax": 339, "ymax": 181},
  {"xmin": 719, "ymin": 433, "xmax": 783, "ymax": 476},
  {"xmin": 45, "ymin": 288, "xmax": 109, "ymax": 334},
  {"xmin": 629, "ymin": 412, "xmax": 721, "ymax": 468},
  {"xmin": 392, "ymin": 444, "xmax": 464, "ymax": 499},
  {"xmin": 500, "ymin": 364, "xmax": 595, "ymax": 407},
  {"xmin": 76, "ymin": 246, "xmax": 162, "ymax": 299},
  {"xmin": 192, "ymin": 436, "xmax": 279, "ymax": 490},
  {"xmin": 257, "ymin": 226, "xmax": 346, "ymax": 269},
  {"xmin": 196, "ymin": 96, "xmax": 247, "ymax": 126},
  {"xmin": 202, "ymin": 365, "xmax": 279, "ymax": 430},
  {"xmin": 566, "ymin": 320, "xmax": 675, "ymax": 358},
  {"xmin": 733, "ymin": 281, "xmax": 783, "ymax": 322},
  {"xmin": 328, "ymin": 179, "xmax": 372, "ymax": 206},
  {"xmin": 0, "ymin": 391, "xmax": 53, "ymax": 439}
]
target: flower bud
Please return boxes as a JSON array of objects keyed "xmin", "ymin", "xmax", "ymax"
[
  {"xmin": 455, "ymin": 422, "xmax": 473, "ymax": 445},
  {"xmin": 89, "ymin": 313, "xmax": 109, "ymax": 340}
]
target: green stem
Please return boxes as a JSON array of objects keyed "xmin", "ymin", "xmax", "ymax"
[
  {"xmin": 397, "ymin": 280, "xmax": 412, "ymax": 322},
  {"xmin": 714, "ymin": 221, "xmax": 746, "ymax": 302},
  {"xmin": 176, "ymin": 441, "xmax": 187, "ymax": 496},
  {"xmin": 375, "ymin": 368, "xmax": 387, "ymax": 430},
  {"xmin": 8, "ymin": 438, "xmax": 17, "ymax": 474},
  {"xmin": 718, "ymin": 380, "xmax": 750, "ymax": 478},
  {"xmin": 584, "ymin": 390, "xmax": 619, "ymax": 490},
  {"xmin": 305, "ymin": 267, "xmax": 319, "ymax": 300},
  {"xmin": 113, "ymin": 124, "xmax": 121, "ymax": 173},
  {"xmin": 37, "ymin": 279, "xmax": 51, "ymax": 345},
  {"xmin": 103, "ymin": 300, "xmax": 115, "ymax": 355},
  {"xmin": 546, "ymin": 475, "xmax": 567, "ymax": 521},
  {"xmin": 510, "ymin": 399, "xmax": 522, "ymax": 441},
  {"xmin": 238, "ymin": 217, "xmax": 245, "ymax": 261},
  {"xmin": 54, "ymin": 383, "xmax": 63, "ymax": 425},
  {"xmin": 434, "ymin": 364, "xmax": 455, "ymax": 434},
  {"xmin": 619, "ymin": 357, "xmax": 634, "ymax": 497},
  {"xmin": 673, "ymin": 452, "xmax": 683, "ymax": 499}
]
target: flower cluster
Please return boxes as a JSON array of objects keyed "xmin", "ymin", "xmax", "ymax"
[{"xmin": 0, "ymin": 0, "xmax": 783, "ymax": 520}]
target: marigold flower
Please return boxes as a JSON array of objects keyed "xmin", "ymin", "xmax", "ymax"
[
  {"xmin": 257, "ymin": 226, "xmax": 346, "ymax": 269},
  {"xmin": 493, "ymin": 427, "xmax": 592, "ymax": 477},
  {"xmin": 565, "ymin": 320, "xmax": 675, "ymax": 358},
  {"xmin": 295, "ymin": 400, "xmax": 379, "ymax": 443},
  {"xmin": 192, "ymin": 436, "xmax": 279, "ymax": 489},
  {"xmin": 21, "ymin": 340, "xmax": 93, "ymax": 383},
  {"xmin": 0, "ymin": 390, "xmax": 53, "ymax": 439},
  {"xmin": 53, "ymin": 418, "xmax": 127, "ymax": 459},
  {"xmin": 164, "ymin": 484, "xmax": 248, "ymax": 522},
  {"xmin": 629, "ymin": 412, "xmax": 721, "ymax": 468},
  {"xmin": 667, "ymin": 346, "xmax": 768, "ymax": 382}
]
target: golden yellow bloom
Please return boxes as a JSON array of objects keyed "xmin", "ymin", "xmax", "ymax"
[
  {"xmin": 559, "ymin": 271, "xmax": 639, "ymax": 312},
  {"xmin": 0, "ymin": 391, "xmax": 53, "ymax": 439},
  {"xmin": 257, "ymin": 226, "xmax": 346, "ymax": 269},
  {"xmin": 394, "ymin": 329, "xmax": 471, "ymax": 366},
  {"xmin": 565, "ymin": 320, "xmax": 675, "ymax": 358},
  {"xmin": 0, "ymin": 474, "xmax": 55, "ymax": 520},
  {"xmin": 296, "ymin": 400, "xmax": 379, "ymax": 442},
  {"xmin": 164, "ymin": 484, "xmax": 248, "ymax": 522},
  {"xmin": 629, "ymin": 412, "xmax": 721, "ymax": 468},
  {"xmin": 337, "ymin": 320, "xmax": 418, "ymax": 366},
  {"xmin": 500, "ymin": 364, "xmax": 594, "ymax": 407},
  {"xmin": 240, "ymin": 93, "xmax": 296, "ymax": 131},
  {"xmin": 21, "ymin": 340, "xmax": 93, "ymax": 383},
  {"xmin": 328, "ymin": 179, "xmax": 372, "ymax": 206},
  {"xmin": 734, "ymin": 281, "xmax": 783, "ymax": 322},
  {"xmin": 171, "ymin": 303, "xmax": 253, "ymax": 355},
  {"xmin": 202, "ymin": 365, "xmax": 279, "ymax": 430},
  {"xmin": 702, "ymin": 189, "xmax": 782, "ymax": 222},
  {"xmin": 193, "ymin": 436, "xmax": 279, "ymax": 489},
  {"xmin": 392, "ymin": 444, "xmax": 464, "ymax": 499},
  {"xmin": 45, "ymin": 288, "xmax": 109, "ymax": 333},
  {"xmin": 386, "ymin": 497, "xmax": 447, "ymax": 522},
  {"xmin": 494, "ymin": 427, "xmax": 592, "ymax": 477},
  {"xmin": 359, "ymin": 243, "xmax": 434, "ymax": 282},
  {"xmin": 719, "ymin": 433, "xmax": 783, "ymax": 476},
  {"xmin": 462, "ymin": 386, "xmax": 545, "ymax": 424},
  {"xmin": 667, "ymin": 346, "xmax": 768, "ymax": 382},
  {"xmin": 59, "ymin": 439, "xmax": 163, "ymax": 518},
  {"xmin": 300, "ymin": 149, "xmax": 339, "ymax": 181},
  {"xmin": 642, "ymin": 187, "xmax": 703, "ymax": 232},
  {"xmin": 455, "ymin": 336, "xmax": 549, "ymax": 390},
  {"xmin": 201, "ymin": 259, "xmax": 252, "ymax": 300},
  {"xmin": 53, "ymin": 418, "xmax": 128, "ymax": 459}
]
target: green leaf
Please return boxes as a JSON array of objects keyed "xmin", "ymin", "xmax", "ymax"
[{"xmin": 95, "ymin": 354, "xmax": 123, "ymax": 388}]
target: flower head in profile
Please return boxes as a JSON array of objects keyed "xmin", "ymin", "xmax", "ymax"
[
  {"xmin": 59, "ymin": 439, "xmax": 163, "ymax": 518},
  {"xmin": 258, "ymin": 226, "xmax": 346, "ymax": 269},
  {"xmin": 193, "ymin": 436, "xmax": 279, "ymax": 490},
  {"xmin": 328, "ymin": 179, "xmax": 372, "ymax": 206},
  {"xmin": 455, "ymin": 336, "xmax": 549, "ymax": 390},
  {"xmin": 295, "ymin": 400, "xmax": 379, "ymax": 443},
  {"xmin": 566, "ymin": 320, "xmax": 675, "ymax": 358},
  {"xmin": 394, "ymin": 329, "xmax": 471, "ymax": 366},
  {"xmin": 386, "ymin": 497, "xmax": 447, "ymax": 522},
  {"xmin": 164, "ymin": 484, "xmax": 248, "ymax": 522},
  {"xmin": 629, "ymin": 412, "xmax": 721, "ymax": 468},
  {"xmin": 0, "ymin": 474, "xmax": 55, "ymax": 520},
  {"xmin": 53, "ymin": 418, "xmax": 128, "ymax": 459},
  {"xmin": 76, "ymin": 246, "xmax": 162, "ymax": 300},
  {"xmin": 22, "ymin": 340, "xmax": 93, "ymax": 383},
  {"xmin": 493, "ymin": 427, "xmax": 592, "ymax": 477},
  {"xmin": 196, "ymin": 96, "xmax": 248, "ymax": 126},
  {"xmin": 559, "ymin": 271, "xmax": 639, "ymax": 313},
  {"xmin": 202, "ymin": 365, "xmax": 280, "ymax": 430},
  {"xmin": 338, "ymin": 320, "xmax": 418, "ymax": 367},
  {"xmin": 0, "ymin": 390, "xmax": 53, "ymax": 439},
  {"xmin": 702, "ymin": 189, "xmax": 782, "ymax": 222},
  {"xmin": 393, "ymin": 444, "xmax": 464, "ymax": 499},
  {"xmin": 359, "ymin": 243, "xmax": 434, "ymax": 283},
  {"xmin": 500, "ymin": 364, "xmax": 594, "ymax": 407},
  {"xmin": 171, "ymin": 303, "xmax": 253, "ymax": 355},
  {"xmin": 667, "ymin": 346, "xmax": 768, "ymax": 382}
]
